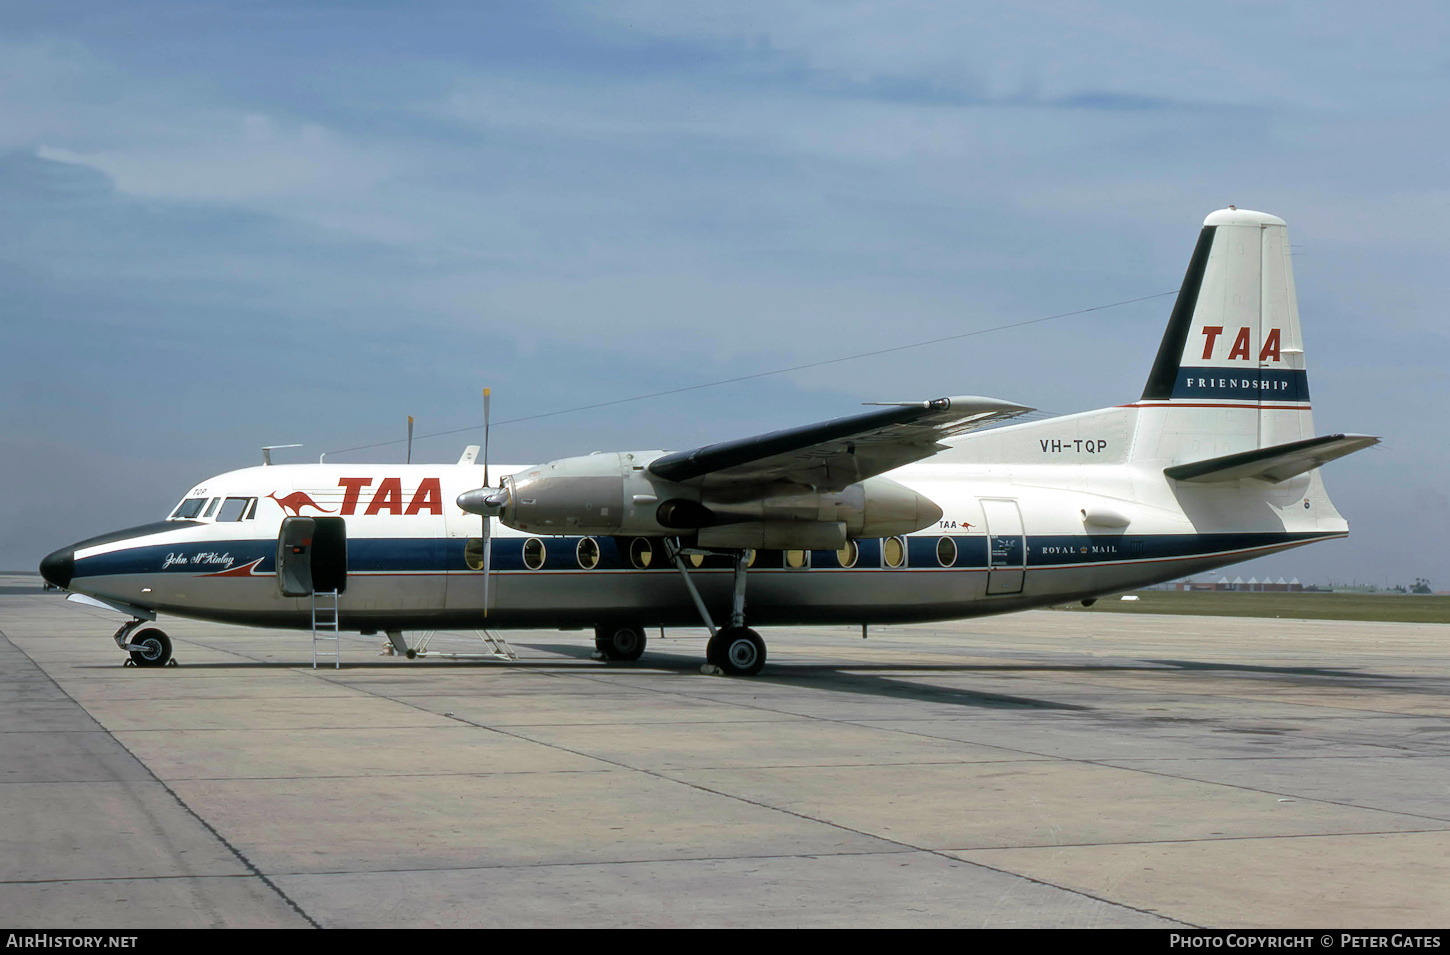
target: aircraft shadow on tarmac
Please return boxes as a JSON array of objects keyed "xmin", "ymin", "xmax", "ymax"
[
  {"xmin": 512, "ymin": 642, "xmax": 1096, "ymax": 710},
  {"xmin": 74, "ymin": 642, "xmax": 1422, "ymax": 713}
]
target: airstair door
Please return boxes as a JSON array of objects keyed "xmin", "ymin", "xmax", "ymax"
[
  {"xmin": 277, "ymin": 516, "xmax": 347, "ymax": 597},
  {"xmin": 980, "ymin": 499, "xmax": 1026, "ymax": 595},
  {"xmin": 277, "ymin": 517, "xmax": 316, "ymax": 597}
]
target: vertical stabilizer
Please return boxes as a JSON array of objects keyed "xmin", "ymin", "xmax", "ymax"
[{"xmin": 1139, "ymin": 208, "xmax": 1313, "ymax": 450}]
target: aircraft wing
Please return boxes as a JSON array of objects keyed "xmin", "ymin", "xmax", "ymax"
[{"xmin": 647, "ymin": 395, "xmax": 1032, "ymax": 491}]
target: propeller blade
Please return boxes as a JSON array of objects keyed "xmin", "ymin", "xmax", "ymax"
[
  {"xmin": 482, "ymin": 388, "xmax": 493, "ymax": 617},
  {"xmin": 481, "ymin": 508, "xmax": 492, "ymax": 618}
]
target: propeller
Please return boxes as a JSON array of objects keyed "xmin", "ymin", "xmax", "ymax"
[
  {"xmin": 457, "ymin": 390, "xmax": 511, "ymax": 616},
  {"xmin": 481, "ymin": 389, "xmax": 492, "ymax": 618}
]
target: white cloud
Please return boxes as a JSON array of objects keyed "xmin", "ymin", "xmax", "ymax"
[{"xmin": 38, "ymin": 116, "xmax": 393, "ymax": 203}]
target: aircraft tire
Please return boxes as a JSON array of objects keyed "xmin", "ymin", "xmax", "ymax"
[
  {"xmin": 595, "ymin": 625, "xmax": 646, "ymax": 662},
  {"xmin": 128, "ymin": 628, "xmax": 173, "ymax": 668},
  {"xmin": 710, "ymin": 627, "xmax": 766, "ymax": 677}
]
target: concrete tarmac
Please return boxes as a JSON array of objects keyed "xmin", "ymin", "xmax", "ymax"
[{"xmin": 2, "ymin": 591, "xmax": 1447, "ymax": 928}]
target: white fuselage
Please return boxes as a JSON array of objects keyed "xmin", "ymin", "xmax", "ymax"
[{"xmin": 51, "ymin": 401, "xmax": 1345, "ymax": 634}]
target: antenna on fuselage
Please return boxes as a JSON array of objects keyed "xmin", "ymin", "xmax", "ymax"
[
  {"xmin": 406, "ymin": 416, "xmax": 414, "ymax": 464},
  {"xmin": 261, "ymin": 444, "xmax": 302, "ymax": 466}
]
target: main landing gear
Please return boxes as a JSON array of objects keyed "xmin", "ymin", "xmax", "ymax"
[
  {"xmin": 114, "ymin": 620, "xmax": 175, "ymax": 668},
  {"xmin": 595, "ymin": 624, "xmax": 647, "ymax": 662},
  {"xmin": 666, "ymin": 543, "xmax": 767, "ymax": 677},
  {"xmin": 706, "ymin": 626, "xmax": 766, "ymax": 676}
]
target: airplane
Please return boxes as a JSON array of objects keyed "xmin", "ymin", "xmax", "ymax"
[{"xmin": 39, "ymin": 208, "xmax": 1379, "ymax": 676}]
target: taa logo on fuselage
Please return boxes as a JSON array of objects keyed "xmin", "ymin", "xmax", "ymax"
[{"xmin": 268, "ymin": 479, "xmax": 445, "ymax": 517}]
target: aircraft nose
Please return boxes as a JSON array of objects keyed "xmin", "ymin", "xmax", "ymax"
[{"xmin": 39, "ymin": 546, "xmax": 74, "ymax": 590}]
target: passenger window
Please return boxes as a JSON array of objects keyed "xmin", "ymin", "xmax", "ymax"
[
  {"xmin": 784, "ymin": 549, "xmax": 808, "ymax": 569},
  {"xmin": 883, "ymin": 536, "xmax": 906, "ymax": 568},
  {"xmin": 523, "ymin": 538, "xmax": 547, "ymax": 570},
  {"xmin": 217, "ymin": 498, "xmax": 252, "ymax": 522}
]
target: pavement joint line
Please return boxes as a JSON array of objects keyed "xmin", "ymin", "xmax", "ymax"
[
  {"xmin": 92, "ymin": 724, "xmax": 454, "ymax": 732},
  {"xmin": 0, "ymin": 625, "xmax": 323, "ymax": 930},
  {"xmin": 813, "ymin": 719, "xmax": 1450, "ymax": 824},
  {"xmin": 0, "ymin": 873, "xmax": 263, "ymax": 887},
  {"xmin": 1, "ymin": 768, "xmax": 625, "ymax": 785},
  {"xmin": 945, "ymin": 826, "xmax": 1450, "ymax": 853},
  {"xmin": 1064, "ymin": 760, "xmax": 1450, "ymax": 825},
  {"xmin": 266, "ymin": 847, "xmax": 928, "ymax": 879},
  {"xmin": 7, "ymin": 757, "xmax": 1061, "ymax": 785}
]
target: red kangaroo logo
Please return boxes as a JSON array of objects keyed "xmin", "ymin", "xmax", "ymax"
[{"xmin": 267, "ymin": 491, "xmax": 335, "ymax": 516}]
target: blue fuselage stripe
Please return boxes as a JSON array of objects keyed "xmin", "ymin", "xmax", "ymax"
[{"xmin": 72, "ymin": 532, "xmax": 1335, "ymax": 580}]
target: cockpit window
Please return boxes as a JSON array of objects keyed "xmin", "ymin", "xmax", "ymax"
[
  {"xmin": 217, "ymin": 497, "xmax": 255, "ymax": 522},
  {"xmin": 202, "ymin": 497, "xmax": 221, "ymax": 518},
  {"xmin": 170, "ymin": 498, "xmax": 208, "ymax": 520}
]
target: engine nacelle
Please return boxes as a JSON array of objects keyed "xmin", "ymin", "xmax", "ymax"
[
  {"xmin": 459, "ymin": 451, "xmax": 944, "ymax": 542},
  {"xmin": 494, "ymin": 452, "xmax": 670, "ymax": 536},
  {"xmin": 701, "ymin": 477, "xmax": 941, "ymax": 539}
]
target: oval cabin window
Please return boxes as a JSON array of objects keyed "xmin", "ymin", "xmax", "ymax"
[
  {"xmin": 936, "ymin": 536, "xmax": 957, "ymax": 567},
  {"xmin": 629, "ymin": 538, "xmax": 653, "ymax": 569},
  {"xmin": 883, "ymin": 536, "xmax": 906, "ymax": 568},
  {"xmin": 784, "ymin": 549, "xmax": 808, "ymax": 569},
  {"xmin": 464, "ymin": 538, "xmax": 486, "ymax": 571},
  {"xmin": 577, "ymin": 537, "xmax": 600, "ymax": 570},
  {"xmin": 836, "ymin": 540, "xmax": 858, "ymax": 569},
  {"xmin": 523, "ymin": 538, "xmax": 547, "ymax": 570}
]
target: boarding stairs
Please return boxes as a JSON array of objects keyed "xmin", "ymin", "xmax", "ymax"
[{"xmin": 311, "ymin": 589, "xmax": 340, "ymax": 669}]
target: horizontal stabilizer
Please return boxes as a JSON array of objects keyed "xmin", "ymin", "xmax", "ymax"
[{"xmin": 1164, "ymin": 433, "xmax": 1379, "ymax": 484}]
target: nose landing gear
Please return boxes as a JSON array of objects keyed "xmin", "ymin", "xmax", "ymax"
[{"xmin": 114, "ymin": 621, "xmax": 174, "ymax": 667}]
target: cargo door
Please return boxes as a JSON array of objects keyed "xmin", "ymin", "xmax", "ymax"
[{"xmin": 980, "ymin": 499, "xmax": 1025, "ymax": 595}]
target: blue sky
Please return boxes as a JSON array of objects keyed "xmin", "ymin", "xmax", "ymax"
[{"xmin": 2, "ymin": 1, "xmax": 1447, "ymax": 588}]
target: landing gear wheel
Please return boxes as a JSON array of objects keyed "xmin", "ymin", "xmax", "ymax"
[
  {"xmin": 594, "ymin": 625, "xmax": 647, "ymax": 662},
  {"xmin": 707, "ymin": 627, "xmax": 766, "ymax": 676},
  {"xmin": 128, "ymin": 628, "xmax": 172, "ymax": 668}
]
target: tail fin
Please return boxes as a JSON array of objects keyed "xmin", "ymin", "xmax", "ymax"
[{"xmin": 1139, "ymin": 207, "xmax": 1312, "ymax": 450}]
